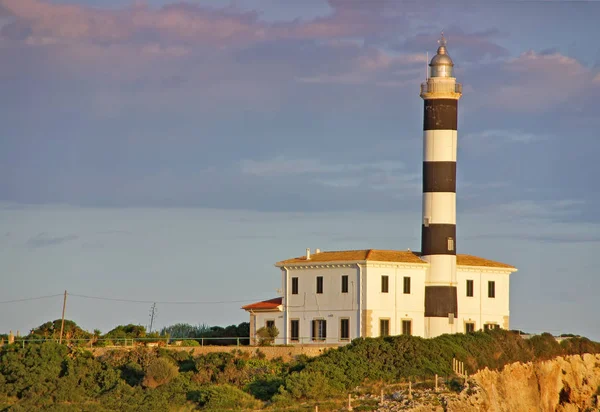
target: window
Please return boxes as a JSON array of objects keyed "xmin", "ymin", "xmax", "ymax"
[
  {"xmin": 312, "ymin": 319, "xmax": 326, "ymax": 341},
  {"xmin": 465, "ymin": 322, "xmax": 475, "ymax": 333},
  {"xmin": 466, "ymin": 279, "xmax": 474, "ymax": 297},
  {"xmin": 341, "ymin": 275, "xmax": 348, "ymax": 293},
  {"xmin": 291, "ymin": 277, "xmax": 299, "ymax": 295},
  {"xmin": 381, "ymin": 275, "xmax": 389, "ymax": 293},
  {"xmin": 488, "ymin": 281, "xmax": 495, "ymax": 298},
  {"xmin": 447, "ymin": 237, "xmax": 454, "ymax": 251},
  {"xmin": 403, "ymin": 277, "xmax": 411, "ymax": 294},
  {"xmin": 340, "ymin": 318, "xmax": 350, "ymax": 341},
  {"xmin": 484, "ymin": 323, "xmax": 499, "ymax": 332},
  {"xmin": 290, "ymin": 320, "xmax": 299, "ymax": 342},
  {"xmin": 402, "ymin": 320, "xmax": 412, "ymax": 336},
  {"xmin": 379, "ymin": 319, "xmax": 390, "ymax": 337},
  {"xmin": 266, "ymin": 320, "xmax": 275, "ymax": 329},
  {"xmin": 316, "ymin": 276, "xmax": 323, "ymax": 294}
]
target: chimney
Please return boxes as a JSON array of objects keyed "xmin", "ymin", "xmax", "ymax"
[
  {"xmin": 315, "ymin": 248, "xmax": 321, "ymax": 254},
  {"xmin": 306, "ymin": 248, "xmax": 311, "ymax": 260}
]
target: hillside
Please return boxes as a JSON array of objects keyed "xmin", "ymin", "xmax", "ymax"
[{"xmin": 1, "ymin": 330, "xmax": 599, "ymax": 411}]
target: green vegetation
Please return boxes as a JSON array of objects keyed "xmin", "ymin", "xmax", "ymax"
[
  {"xmin": 17, "ymin": 319, "xmax": 250, "ymax": 347},
  {"xmin": 1, "ymin": 327, "xmax": 599, "ymax": 410},
  {"xmin": 256, "ymin": 326, "xmax": 279, "ymax": 346}
]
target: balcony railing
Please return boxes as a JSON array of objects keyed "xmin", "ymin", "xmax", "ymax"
[{"xmin": 420, "ymin": 81, "xmax": 462, "ymax": 95}]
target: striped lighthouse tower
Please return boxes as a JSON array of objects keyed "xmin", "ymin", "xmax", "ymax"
[{"xmin": 420, "ymin": 34, "xmax": 462, "ymax": 337}]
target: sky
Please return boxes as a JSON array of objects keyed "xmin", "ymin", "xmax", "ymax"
[{"xmin": 0, "ymin": 0, "xmax": 599, "ymax": 340}]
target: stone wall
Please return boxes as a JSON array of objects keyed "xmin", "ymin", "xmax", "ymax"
[{"xmin": 90, "ymin": 344, "xmax": 340, "ymax": 362}]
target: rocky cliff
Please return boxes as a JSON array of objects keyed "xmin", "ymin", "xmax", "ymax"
[{"xmin": 445, "ymin": 353, "xmax": 600, "ymax": 412}]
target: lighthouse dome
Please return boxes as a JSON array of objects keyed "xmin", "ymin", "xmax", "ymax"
[{"xmin": 429, "ymin": 34, "xmax": 454, "ymax": 78}]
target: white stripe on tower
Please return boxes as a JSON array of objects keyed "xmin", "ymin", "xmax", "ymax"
[{"xmin": 420, "ymin": 33, "xmax": 462, "ymax": 338}]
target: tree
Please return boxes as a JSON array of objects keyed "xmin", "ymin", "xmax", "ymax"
[
  {"xmin": 142, "ymin": 358, "xmax": 179, "ymax": 389},
  {"xmin": 256, "ymin": 326, "xmax": 279, "ymax": 346},
  {"xmin": 237, "ymin": 322, "xmax": 250, "ymax": 345},
  {"xmin": 159, "ymin": 323, "xmax": 210, "ymax": 339},
  {"xmin": 29, "ymin": 320, "xmax": 91, "ymax": 342}
]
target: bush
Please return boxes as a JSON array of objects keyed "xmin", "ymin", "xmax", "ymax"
[
  {"xmin": 256, "ymin": 326, "xmax": 279, "ymax": 346},
  {"xmin": 245, "ymin": 375, "xmax": 284, "ymax": 401},
  {"xmin": 181, "ymin": 340, "xmax": 200, "ymax": 347},
  {"xmin": 282, "ymin": 371, "xmax": 338, "ymax": 400},
  {"xmin": 529, "ymin": 333, "xmax": 562, "ymax": 359},
  {"xmin": 142, "ymin": 358, "xmax": 179, "ymax": 389},
  {"xmin": 193, "ymin": 384, "xmax": 262, "ymax": 410}
]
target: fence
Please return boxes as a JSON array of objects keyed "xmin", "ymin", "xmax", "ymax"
[
  {"xmin": 0, "ymin": 336, "xmax": 254, "ymax": 349},
  {"xmin": 0, "ymin": 335, "xmax": 352, "ymax": 350}
]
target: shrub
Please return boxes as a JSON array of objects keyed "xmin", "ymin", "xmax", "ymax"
[
  {"xmin": 194, "ymin": 384, "xmax": 262, "ymax": 410},
  {"xmin": 256, "ymin": 326, "xmax": 279, "ymax": 346},
  {"xmin": 142, "ymin": 358, "xmax": 179, "ymax": 389},
  {"xmin": 192, "ymin": 368, "xmax": 213, "ymax": 385},
  {"xmin": 283, "ymin": 370, "xmax": 338, "ymax": 400},
  {"xmin": 181, "ymin": 340, "xmax": 200, "ymax": 347},
  {"xmin": 447, "ymin": 377, "xmax": 465, "ymax": 393},
  {"xmin": 245, "ymin": 375, "xmax": 284, "ymax": 401},
  {"xmin": 529, "ymin": 333, "xmax": 562, "ymax": 360}
]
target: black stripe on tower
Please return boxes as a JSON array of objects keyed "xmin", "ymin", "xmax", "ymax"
[
  {"xmin": 423, "ymin": 99, "xmax": 458, "ymax": 131},
  {"xmin": 423, "ymin": 162, "xmax": 456, "ymax": 193},
  {"xmin": 425, "ymin": 286, "xmax": 458, "ymax": 317},
  {"xmin": 421, "ymin": 224, "xmax": 456, "ymax": 256}
]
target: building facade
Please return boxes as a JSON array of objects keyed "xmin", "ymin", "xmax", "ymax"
[
  {"xmin": 242, "ymin": 36, "xmax": 518, "ymax": 345},
  {"xmin": 242, "ymin": 249, "xmax": 516, "ymax": 345}
]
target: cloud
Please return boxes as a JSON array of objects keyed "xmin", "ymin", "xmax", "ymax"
[
  {"xmin": 0, "ymin": 0, "xmax": 265, "ymax": 46},
  {"xmin": 0, "ymin": 0, "xmax": 408, "ymax": 48},
  {"xmin": 464, "ymin": 129, "xmax": 547, "ymax": 144},
  {"xmin": 470, "ymin": 199, "xmax": 585, "ymax": 222},
  {"xmin": 241, "ymin": 156, "xmax": 405, "ymax": 177},
  {"xmin": 26, "ymin": 232, "xmax": 78, "ymax": 248},
  {"xmin": 466, "ymin": 232, "xmax": 600, "ymax": 244},
  {"xmin": 286, "ymin": 0, "xmax": 408, "ymax": 41},
  {"xmin": 295, "ymin": 48, "xmax": 426, "ymax": 85},
  {"xmin": 240, "ymin": 156, "xmax": 420, "ymax": 195},
  {"xmin": 461, "ymin": 129, "xmax": 548, "ymax": 155},
  {"xmin": 399, "ymin": 27, "xmax": 509, "ymax": 64},
  {"xmin": 471, "ymin": 50, "xmax": 600, "ymax": 112}
]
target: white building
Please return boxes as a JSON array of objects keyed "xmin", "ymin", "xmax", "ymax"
[
  {"xmin": 242, "ymin": 249, "xmax": 516, "ymax": 344},
  {"xmin": 242, "ymin": 36, "xmax": 518, "ymax": 344}
]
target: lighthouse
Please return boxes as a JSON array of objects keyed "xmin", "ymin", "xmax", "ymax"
[{"xmin": 420, "ymin": 34, "xmax": 462, "ymax": 337}]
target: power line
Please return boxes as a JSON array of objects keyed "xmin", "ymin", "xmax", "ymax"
[
  {"xmin": 0, "ymin": 292, "xmax": 270, "ymax": 306},
  {"xmin": 0, "ymin": 293, "xmax": 63, "ymax": 304},
  {"xmin": 68, "ymin": 293, "xmax": 269, "ymax": 305}
]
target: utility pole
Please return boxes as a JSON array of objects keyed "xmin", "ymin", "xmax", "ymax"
[
  {"xmin": 59, "ymin": 290, "xmax": 67, "ymax": 344},
  {"xmin": 148, "ymin": 303, "xmax": 157, "ymax": 333}
]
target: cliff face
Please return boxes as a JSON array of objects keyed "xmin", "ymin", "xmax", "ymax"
[{"xmin": 446, "ymin": 353, "xmax": 600, "ymax": 412}]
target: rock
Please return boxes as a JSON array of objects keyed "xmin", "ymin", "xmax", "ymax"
[{"xmin": 444, "ymin": 354, "xmax": 600, "ymax": 412}]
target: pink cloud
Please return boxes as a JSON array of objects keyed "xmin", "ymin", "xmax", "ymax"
[
  {"xmin": 487, "ymin": 51, "xmax": 598, "ymax": 112},
  {"xmin": 0, "ymin": 0, "xmax": 402, "ymax": 47},
  {"xmin": 130, "ymin": 4, "xmax": 265, "ymax": 44},
  {"xmin": 400, "ymin": 28, "xmax": 509, "ymax": 63},
  {"xmin": 295, "ymin": 46, "xmax": 426, "ymax": 85},
  {"xmin": 0, "ymin": 0, "xmax": 269, "ymax": 46},
  {"xmin": 0, "ymin": 0, "xmax": 131, "ymax": 42}
]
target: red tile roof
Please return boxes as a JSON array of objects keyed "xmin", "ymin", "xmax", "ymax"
[
  {"xmin": 241, "ymin": 297, "xmax": 282, "ymax": 311},
  {"xmin": 276, "ymin": 249, "xmax": 515, "ymax": 269},
  {"xmin": 276, "ymin": 249, "xmax": 424, "ymax": 265}
]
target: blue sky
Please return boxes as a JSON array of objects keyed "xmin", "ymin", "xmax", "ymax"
[{"xmin": 1, "ymin": 0, "xmax": 599, "ymax": 339}]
